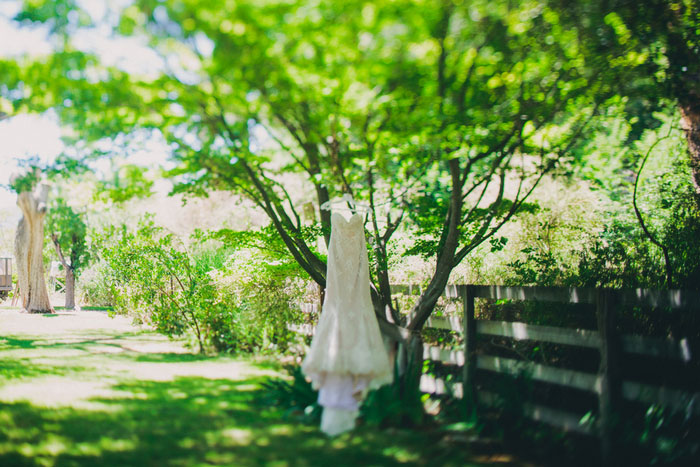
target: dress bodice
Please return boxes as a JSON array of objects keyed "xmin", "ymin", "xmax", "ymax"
[{"xmin": 331, "ymin": 212, "xmax": 363, "ymax": 234}]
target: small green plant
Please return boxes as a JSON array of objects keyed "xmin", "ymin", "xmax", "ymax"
[
  {"xmin": 259, "ymin": 365, "xmax": 321, "ymax": 423},
  {"xmin": 360, "ymin": 351, "xmax": 426, "ymax": 428},
  {"xmin": 493, "ymin": 371, "xmax": 533, "ymax": 434},
  {"xmin": 95, "ymin": 220, "xmax": 312, "ymax": 355},
  {"xmin": 635, "ymin": 404, "xmax": 700, "ymax": 466}
]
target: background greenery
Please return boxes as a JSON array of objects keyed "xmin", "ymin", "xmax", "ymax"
[{"xmin": 1, "ymin": 0, "xmax": 699, "ymax": 465}]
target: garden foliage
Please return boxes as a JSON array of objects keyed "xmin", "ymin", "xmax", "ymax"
[{"xmin": 97, "ymin": 219, "xmax": 311, "ymax": 354}]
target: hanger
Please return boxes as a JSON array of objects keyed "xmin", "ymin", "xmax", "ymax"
[{"xmin": 320, "ymin": 193, "xmax": 369, "ymax": 213}]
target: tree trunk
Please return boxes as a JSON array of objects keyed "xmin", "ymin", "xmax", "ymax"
[
  {"xmin": 408, "ymin": 158, "xmax": 463, "ymax": 331},
  {"xmin": 14, "ymin": 186, "xmax": 52, "ymax": 313},
  {"xmin": 397, "ymin": 334, "xmax": 424, "ymax": 389},
  {"xmin": 51, "ymin": 234, "xmax": 76, "ymax": 310},
  {"xmin": 64, "ymin": 267, "xmax": 75, "ymax": 310},
  {"xmin": 680, "ymin": 102, "xmax": 700, "ymax": 200}
]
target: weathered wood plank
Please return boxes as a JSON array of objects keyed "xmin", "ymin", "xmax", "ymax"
[
  {"xmin": 477, "ymin": 320, "xmax": 601, "ymax": 348},
  {"xmin": 426, "ymin": 345, "xmax": 700, "ymax": 419},
  {"xmin": 621, "ymin": 335, "xmax": 694, "ymax": 362},
  {"xmin": 475, "ymin": 320, "xmax": 694, "ymax": 362},
  {"xmin": 477, "ymin": 355, "xmax": 602, "ymax": 394},
  {"xmin": 424, "ymin": 315, "xmax": 463, "ymax": 332},
  {"xmin": 479, "ymin": 391, "xmax": 595, "ymax": 435},
  {"xmin": 596, "ymin": 289, "xmax": 621, "ymax": 467},
  {"xmin": 423, "ymin": 345, "xmax": 465, "ymax": 365},
  {"xmin": 617, "ymin": 288, "xmax": 700, "ymax": 310},
  {"xmin": 392, "ymin": 284, "xmax": 460, "ymax": 298},
  {"xmin": 466, "ymin": 285, "xmax": 700, "ymax": 310},
  {"xmin": 471, "ymin": 285, "xmax": 598, "ymax": 304},
  {"xmin": 622, "ymin": 381, "xmax": 700, "ymax": 416},
  {"xmin": 444, "ymin": 284, "xmax": 460, "ymax": 299},
  {"xmin": 419, "ymin": 374, "xmax": 464, "ymax": 399},
  {"xmin": 463, "ymin": 285, "xmax": 478, "ymax": 409}
]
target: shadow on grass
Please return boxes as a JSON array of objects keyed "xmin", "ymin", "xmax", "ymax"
[
  {"xmin": 0, "ymin": 332, "xmax": 189, "ymax": 382},
  {"xmin": 0, "ymin": 337, "xmax": 75, "ymax": 380},
  {"xmin": 127, "ymin": 352, "xmax": 211, "ymax": 363},
  {"xmin": 0, "ymin": 374, "xmax": 492, "ymax": 467},
  {"xmin": 0, "ymin": 360, "xmax": 76, "ymax": 381},
  {"xmin": 0, "ymin": 336, "xmax": 37, "ymax": 349},
  {"xmin": 0, "ymin": 331, "xmax": 164, "ymax": 352},
  {"xmin": 0, "ymin": 320, "xmax": 500, "ymax": 466}
]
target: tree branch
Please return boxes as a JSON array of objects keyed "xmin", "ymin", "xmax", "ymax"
[
  {"xmin": 408, "ymin": 157, "xmax": 463, "ymax": 331},
  {"xmin": 633, "ymin": 126, "xmax": 675, "ymax": 288}
]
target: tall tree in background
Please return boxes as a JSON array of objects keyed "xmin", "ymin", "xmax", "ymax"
[
  {"xmin": 550, "ymin": 0, "xmax": 700, "ymax": 197},
  {"xmin": 47, "ymin": 197, "xmax": 89, "ymax": 309},
  {"xmin": 10, "ymin": 169, "xmax": 53, "ymax": 313}
]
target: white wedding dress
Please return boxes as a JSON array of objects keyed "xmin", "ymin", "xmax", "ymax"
[{"xmin": 302, "ymin": 211, "xmax": 392, "ymax": 436}]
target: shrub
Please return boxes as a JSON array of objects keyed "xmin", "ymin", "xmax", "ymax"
[
  {"xmin": 204, "ymin": 226, "xmax": 318, "ymax": 354},
  {"xmin": 96, "ymin": 220, "xmax": 315, "ymax": 355},
  {"xmin": 208, "ymin": 247, "xmax": 314, "ymax": 354},
  {"xmin": 77, "ymin": 260, "xmax": 115, "ymax": 306},
  {"xmin": 99, "ymin": 219, "xmax": 226, "ymax": 353}
]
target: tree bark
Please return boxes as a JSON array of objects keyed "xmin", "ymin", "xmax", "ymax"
[
  {"xmin": 408, "ymin": 158, "xmax": 463, "ymax": 331},
  {"xmin": 660, "ymin": 2, "xmax": 700, "ymax": 202},
  {"xmin": 64, "ymin": 267, "xmax": 75, "ymax": 310},
  {"xmin": 51, "ymin": 234, "xmax": 76, "ymax": 310},
  {"xmin": 679, "ymin": 102, "xmax": 700, "ymax": 200},
  {"xmin": 14, "ymin": 184, "xmax": 53, "ymax": 313}
]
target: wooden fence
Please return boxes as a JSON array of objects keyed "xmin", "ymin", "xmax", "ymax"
[
  {"xmin": 292, "ymin": 284, "xmax": 699, "ymax": 465},
  {"xmin": 410, "ymin": 285, "xmax": 699, "ymax": 466},
  {"xmin": 0, "ymin": 257, "xmax": 12, "ymax": 292}
]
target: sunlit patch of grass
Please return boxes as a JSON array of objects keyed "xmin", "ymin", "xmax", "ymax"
[
  {"xmin": 95, "ymin": 436, "xmax": 137, "ymax": 452},
  {"xmin": 0, "ymin": 311, "xmax": 498, "ymax": 466},
  {"xmin": 268, "ymin": 424, "xmax": 295, "ymax": 436},
  {"xmin": 0, "ymin": 377, "xmax": 128, "ymax": 410},
  {"xmin": 219, "ymin": 427, "xmax": 254, "ymax": 444},
  {"xmin": 381, "ymin": 445, "xmax": 422, "ymax": 463}
]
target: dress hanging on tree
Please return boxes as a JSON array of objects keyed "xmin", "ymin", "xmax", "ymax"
[{"xmin": 302, "ymin": 211, "xmax": 392, "ymax": 436}]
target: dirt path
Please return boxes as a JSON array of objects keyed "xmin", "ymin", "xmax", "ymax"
[{"xmin": 0, "ymin": 309, "xmax": 520, "ymax": 466}]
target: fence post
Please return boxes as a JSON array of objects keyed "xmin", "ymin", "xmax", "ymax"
[
  {"xmin": 462, "ymin": 285, "xmax": 477, "ymax": 414},
  {"xmin": 596, "ymin": 289, "xmax": 621, "ymax": 467}
]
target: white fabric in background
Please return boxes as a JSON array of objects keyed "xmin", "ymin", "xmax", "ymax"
[
  {"xmin": 320, "ymin": 407, "xmax": 358, "ymax": 437},
  {"xmin": 317, "ymin": 373, "xmax": 369, "ymax": 410},
  {"xmin": 302, "ymin": 211, "xmax": 392, "ymax": 435}
]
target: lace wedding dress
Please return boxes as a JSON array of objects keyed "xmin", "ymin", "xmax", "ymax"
[{"xmin": 302, "ymin": 211, "xmax": 392, "ymax": 436}]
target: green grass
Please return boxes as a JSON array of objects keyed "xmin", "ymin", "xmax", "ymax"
[{"xmin": 0, "ymin": 310, "xmax": 507, "ymax": 466}]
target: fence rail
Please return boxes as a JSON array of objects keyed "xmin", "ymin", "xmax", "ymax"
[{"xmin": 424, "ymin": 316, "xmax": 698, "ymax": 361}]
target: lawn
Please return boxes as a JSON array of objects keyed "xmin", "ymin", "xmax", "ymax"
[{"xmin": 0, "ymin": 309, "xmax": 524, "ymax": 466}]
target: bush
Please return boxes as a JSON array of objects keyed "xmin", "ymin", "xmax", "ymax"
[
  {"xmin": 95, "ymin": 220, "xmax": 315, "ymax": 355},
  {"xmin": 203, "ymin": 226, "xmax": 318, "ymax": 354},
  {"xmin": 98, "ymin": 219, "xmax": 227, "ymax": 353},
  {"xmin": 209, "ymin": 249, "xmax": 312, "ymax": 354},
  {"xmin": 77, "ymin": 260, "xmax": 115, "ymax": 306}
]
